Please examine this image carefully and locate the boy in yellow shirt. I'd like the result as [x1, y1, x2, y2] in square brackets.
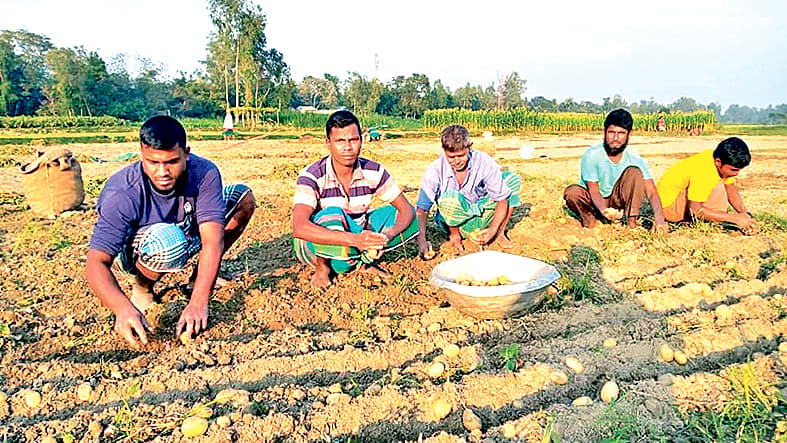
[657, 137, 754, 233]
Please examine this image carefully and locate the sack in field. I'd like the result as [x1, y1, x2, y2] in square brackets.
[20, 148, 85, 217]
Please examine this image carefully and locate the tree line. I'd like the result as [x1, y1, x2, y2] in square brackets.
[1, 0, 785, 124]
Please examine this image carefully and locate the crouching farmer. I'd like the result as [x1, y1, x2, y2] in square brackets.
[657, 136, 755, 233]
[416, 124, 521, 256]
[291, 110, 417, 288]
[86, 116, 255, 347]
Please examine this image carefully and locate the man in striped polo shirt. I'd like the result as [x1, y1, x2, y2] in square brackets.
[292, 110, 417, 288]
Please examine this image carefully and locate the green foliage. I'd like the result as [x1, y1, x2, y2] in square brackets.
[754, 212, 787, 232]
[0, 115, 129, 128]
[682, 361, 783, 442]
[499, 343, 520, 371]
[423, 109, 716, 134]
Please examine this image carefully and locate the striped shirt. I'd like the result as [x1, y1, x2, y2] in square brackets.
[293, 156, 401, 227]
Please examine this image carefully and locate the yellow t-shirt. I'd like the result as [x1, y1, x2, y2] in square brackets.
[657, 150, 736, 207]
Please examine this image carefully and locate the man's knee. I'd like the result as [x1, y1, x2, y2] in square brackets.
[235, 189, 256, 220]
[563, 185, 586, 203]
[621, 166, 644, 181]
[313, 206, 349, 230]
[135, 223, 190, 272]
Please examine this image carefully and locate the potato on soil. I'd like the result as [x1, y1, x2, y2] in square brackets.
[600, 381, 619, 403]
[674, 350, 688, 365]
[76, 382, 93, 402]
[428, 362, 446, 379]
[181, 416, 209, 437]
[550, 371, 569, 385]
[462, 408, 482, 431]
[564, 356, 584, 373]
[431, 398, 451, 420]
[603, 338, 617, 348]
[443, 344, 460, 359]
[660, 344, 674, 362]
[23, 390, 41, 408]
[572, 396, 592, 406]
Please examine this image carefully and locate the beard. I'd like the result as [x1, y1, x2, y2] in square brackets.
[603, 139, 628, 156]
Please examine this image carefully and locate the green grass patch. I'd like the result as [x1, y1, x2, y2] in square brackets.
[717, 124, 787, 136]
[681, 360, 784, 442]
[754, 212, 787, 233]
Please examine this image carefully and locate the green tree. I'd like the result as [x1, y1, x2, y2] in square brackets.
[498, 71, 526, 109]
[0, 30, 52, 115]
[297, 75, 337, 109]
[344, 72, 383, 114]
[389, 73, 430, 118]
[430, 79, 452, 109]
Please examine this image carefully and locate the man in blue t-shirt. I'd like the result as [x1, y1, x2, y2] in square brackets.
[563, 109, 667, 232]
[86, 116, 255, 347]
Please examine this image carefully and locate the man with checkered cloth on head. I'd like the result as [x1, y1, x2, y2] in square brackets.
[86, 116, 256, 348]
[292, 110, 418, 288]
[415, 124, 522, 258]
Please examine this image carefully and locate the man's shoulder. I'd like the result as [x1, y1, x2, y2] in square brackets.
[104, 162, 144, 191]
[299, 156, 329, 179]
[188, 154, 220, 176]
[358, 157, 383, 172]
[581, 143, 605, 162]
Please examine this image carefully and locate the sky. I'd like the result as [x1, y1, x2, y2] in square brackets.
[4, 0, 787, 109]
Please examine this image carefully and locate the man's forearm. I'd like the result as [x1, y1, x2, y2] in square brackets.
[191, 240, 223, 303]
[86, 256, 132, 315]
[489, 199, 509, 232]
[416, 209, 429, 244]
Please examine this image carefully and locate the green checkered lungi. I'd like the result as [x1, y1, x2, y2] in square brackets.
[435, 170, 521, 237]
[292, 205, 419, 274]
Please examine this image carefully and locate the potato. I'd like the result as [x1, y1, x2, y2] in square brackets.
[179, 331, 194, 346]
[431, 398, 451, 420]
[76, 383, 93, 402]
[462, 408, 482, 431]
[428, 362, 446, 379]
[216, 415, 232, 428]
[660, 344, 674, 363]
[674, 350, 688, 365]
[365, 249, 381, 260]
[181, 416, 208, 437]
[564, 356, 584, 374]
[572, 396, 592, 406]
[497, 275, 512, 285]
[422, 248, 437, 260]
[603, 338, 617, 348]
[455, 273, 473, 285]
[443, 344, 460, 359]
[779, 342, 787, 354]
[549, 370, 569, 385]
[600, 381, 619, 403]
[24, 390, 41, 408]
[502, 422, 517, 438]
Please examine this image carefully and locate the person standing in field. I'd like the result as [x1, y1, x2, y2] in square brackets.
[657, 137, 755, 234]
[291, 110, 417, 288]
[222, 108, 236, 140]
[86, 116, 256, 347]
[563, 108, 668, 232]
[415, 125, 522, 258]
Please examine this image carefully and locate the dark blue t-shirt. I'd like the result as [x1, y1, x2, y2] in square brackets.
[89, 154, 225, 257]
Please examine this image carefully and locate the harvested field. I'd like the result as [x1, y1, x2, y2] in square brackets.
[0, 133, 786, 442]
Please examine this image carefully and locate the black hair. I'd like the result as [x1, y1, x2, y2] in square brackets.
[604, 108, 633, 131]
[325, 110, 361, 139]
[441, 125, 472, 152]
[713, 137, 751, 168]
[140, 115, 187, 150]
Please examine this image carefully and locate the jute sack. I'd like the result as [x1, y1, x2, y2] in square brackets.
[20, 148, 85, 217]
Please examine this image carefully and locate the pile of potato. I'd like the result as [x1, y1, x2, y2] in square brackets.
[454, 273, 513, 286]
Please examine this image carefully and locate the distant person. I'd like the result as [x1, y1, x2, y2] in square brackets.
[223, 108, 236, 140]
[416, 124, 521, 257]
[657, 115, 666, 132]
[86, 116, 256, 347]
[291, 110, 417, 288]
[657, 137, 754, 234]
[563, 109, 668, 232]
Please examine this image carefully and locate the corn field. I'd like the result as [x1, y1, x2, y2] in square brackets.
[423, 109, 716, 134]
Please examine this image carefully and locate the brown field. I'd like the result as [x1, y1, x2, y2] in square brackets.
[0, 133, 786, 442]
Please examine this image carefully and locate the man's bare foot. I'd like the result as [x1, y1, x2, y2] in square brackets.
[310, 259, 332, 289]
[130, 282, 155, 312]
[447, 235, 465, 251]
[494, 232, 513, 249]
